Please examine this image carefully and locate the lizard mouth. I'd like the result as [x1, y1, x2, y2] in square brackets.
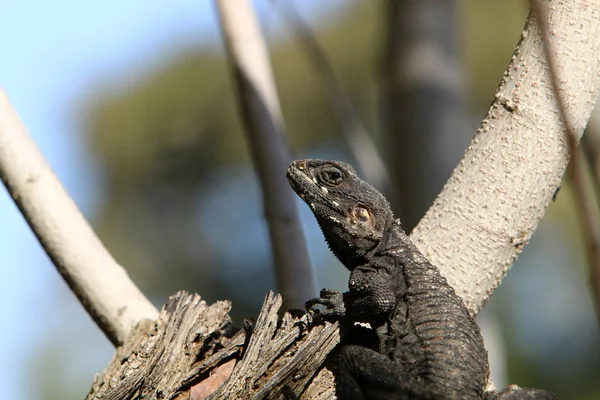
[286, 161, 342, 212]
[286, 162, 321, 202]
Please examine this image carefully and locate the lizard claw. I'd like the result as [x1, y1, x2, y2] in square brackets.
[305, 288, 346, 322]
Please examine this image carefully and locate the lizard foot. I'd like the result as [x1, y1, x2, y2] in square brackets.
[305, 288, 347, 322]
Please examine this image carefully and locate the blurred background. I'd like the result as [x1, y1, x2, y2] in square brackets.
[1, 1, 598, 399]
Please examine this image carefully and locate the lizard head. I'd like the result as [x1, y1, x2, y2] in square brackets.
[287, 159, 393, 269]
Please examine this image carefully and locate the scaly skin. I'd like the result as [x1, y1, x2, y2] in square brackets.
[286, 159, 556, 400]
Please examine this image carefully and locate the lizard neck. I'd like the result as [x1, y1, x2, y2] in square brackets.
[374, 219, 431, 268]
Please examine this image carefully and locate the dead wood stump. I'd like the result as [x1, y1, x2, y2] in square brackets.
[86, 291, 339, 399]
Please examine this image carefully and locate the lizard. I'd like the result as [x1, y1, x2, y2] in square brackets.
[286, 159, 556, 400]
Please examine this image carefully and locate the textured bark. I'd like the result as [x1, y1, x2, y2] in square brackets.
[214, 0, 316, 310]
[0, 90, 158, 346]
[86, 292, 340, 400]
[87, 292, 234, 400]
[411, 1, 600, 314]
[532, 0, 600, 323]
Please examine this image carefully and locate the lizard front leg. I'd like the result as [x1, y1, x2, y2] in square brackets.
[305, 264, 397, 325]
[345, 264, 398, 324]
[305, 288, 347, 320]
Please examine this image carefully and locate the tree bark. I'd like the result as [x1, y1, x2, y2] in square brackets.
[0, 90, 158, 346]
[411, 2, 600, 314]
[86, 292, 339, 400]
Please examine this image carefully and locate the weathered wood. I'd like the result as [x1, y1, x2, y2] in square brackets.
[208, 292, 340, 399]
[86, 291, 234, 399]
[86, 291, 340, 400]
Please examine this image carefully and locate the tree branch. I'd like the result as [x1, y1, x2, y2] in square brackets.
[214, 0, 316, 310]
[531, 0, 600, 321]
[0, 89, 158, 346]
[411, 0, 600, 314]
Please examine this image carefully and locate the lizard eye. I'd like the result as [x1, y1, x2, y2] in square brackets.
[352, 206, 371, 223]
[319, 166, 344, 186]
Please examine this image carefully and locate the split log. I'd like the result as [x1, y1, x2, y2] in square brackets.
[86, 291, 339, 400]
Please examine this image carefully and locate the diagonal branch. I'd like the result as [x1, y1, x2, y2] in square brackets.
[214, 0, 316, 309]
[531, 0, 600, 321]
[0, 89, 158, 346]
[410, 0, 600, 315]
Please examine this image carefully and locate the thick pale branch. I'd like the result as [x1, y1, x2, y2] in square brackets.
[411, 1, 600, 314]
[532, 0, 600, 321]
[0, 90, 158, 346]
[215, 0, 316, 309]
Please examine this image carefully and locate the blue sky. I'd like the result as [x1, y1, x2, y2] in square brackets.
[0, 1, 345, 398]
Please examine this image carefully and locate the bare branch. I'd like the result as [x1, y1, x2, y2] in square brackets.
[214, 0, 316, 309]
[274, 0, 389, 190]
[411, 1, 600, 314]
[531, 0, 600, 320]
[0, 89, 158, 346]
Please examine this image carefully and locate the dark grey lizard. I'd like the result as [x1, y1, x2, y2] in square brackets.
[286, 159, 556, 400]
